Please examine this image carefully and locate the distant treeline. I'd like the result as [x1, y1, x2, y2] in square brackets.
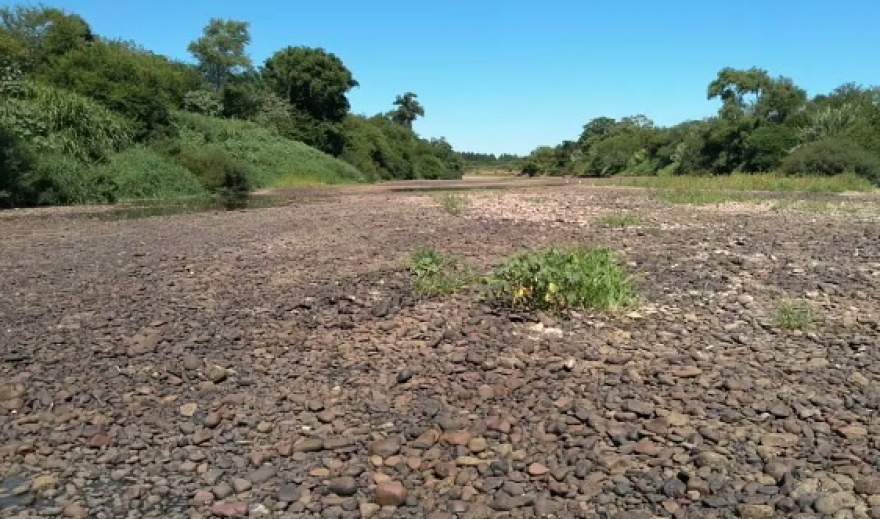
[456, 151, 523, 170]
[0, 6, 461, 207]
[456, 151, 522, 163]
[523, 68, 880, 184]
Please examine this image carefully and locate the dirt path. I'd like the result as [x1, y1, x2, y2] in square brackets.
[1, 184, 878, 518]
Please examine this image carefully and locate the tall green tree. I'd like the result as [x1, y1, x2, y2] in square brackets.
[43, 40, 201, 137]
[708, 67, 806, 123]
[188, 19, 251, 90]
[262, 46, 358, 122]
[0, 6, 92, 70]
[390, 92, 424, 129]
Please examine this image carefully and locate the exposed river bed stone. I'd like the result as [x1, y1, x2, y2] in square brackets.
[1, 184, 878, 518]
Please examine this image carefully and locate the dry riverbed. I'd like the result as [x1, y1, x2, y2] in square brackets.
[1, 183, 879, 518]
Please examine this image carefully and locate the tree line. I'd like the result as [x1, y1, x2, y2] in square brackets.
[0, 6, 462, 207]
[523, 68, 880, 184]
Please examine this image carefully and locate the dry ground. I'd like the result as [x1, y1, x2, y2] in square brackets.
[1, 182, 879, 519]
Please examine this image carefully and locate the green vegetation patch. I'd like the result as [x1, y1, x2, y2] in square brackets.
[1, 81, 133, 161]
[409, 249, 475, 297]
[774, 298, 816, 331]
[610, 173, 874, 193]
[596, 213, 641, 228]
[173, 112, 365, 188]
[489, 248, 635, 312]
[656, 189, 757, 206]
[94, 147, 207, 201]
[436, 192, 469, 216]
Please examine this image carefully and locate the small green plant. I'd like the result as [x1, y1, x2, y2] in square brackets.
[596, 213, 641, 228]
[489, 248, 635, 312]
[410, 249, 474, 296]
[774, 299, 815, 331]
[437, 192, 469, 216]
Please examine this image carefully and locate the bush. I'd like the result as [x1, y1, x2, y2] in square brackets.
[781, 138, 880, 183]
[743, 124, 798, 171]
[409, 249, 474, 296]
[0, 126, 34, 207]
[521, 161, 540, 177]
[93, 147, 207, 201]
[173, 111, 364, 187]
[774, 299, 815, 331]
[41, 40, 201, 137]
[12, 153, 116, 206]
[183, 89, 223, 116]
[218, 163, 251, 209]
[341, 115, 461, 181]
[0, 81, 133, 161]
[489, 248, 635, 312]
[436, 192, 468, 216]
[177, 145, 249, 191]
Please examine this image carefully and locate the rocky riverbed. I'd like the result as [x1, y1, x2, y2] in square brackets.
[1, 185, 878, 518]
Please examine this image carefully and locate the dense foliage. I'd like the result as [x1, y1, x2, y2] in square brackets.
[0, 5, 461, 207]
[489, 248, 635, 312]
[524, 68, 880, 184]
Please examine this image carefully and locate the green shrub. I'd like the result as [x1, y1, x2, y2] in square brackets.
[0, 126, 34, 207]
[437, 192, 468, 216]
[217, 162, 252, 209]
[410, 249, 474, 296]
[521, 161, 540, 177]
[341, 115, 461, 181]
[93, 147, 207, 201]
[177, 145, 249, 191]
[774, 299, 815, 331]
[743, 124, 798, 172]
[0, 81, 133, 161]
[183, 89, 223, 116]
[596, 213, 641, 228]
[173, 111, 364, 187]
[40, 40, 201, 137]
[489, 248, 635, 312]
[781, 138, 880, 183]
[14, 153, 116, 206]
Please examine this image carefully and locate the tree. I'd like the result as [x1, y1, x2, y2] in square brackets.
[390, 92, 424, 129]
[188, 19, 251, 90]
[578, 117, 617, 145]
[708, 67, 806, 123]
[0, 6, 93, 70]
[262, 46, 358, 122]
[43, 40, 201, 137]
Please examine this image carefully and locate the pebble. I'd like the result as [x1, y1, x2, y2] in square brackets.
[375, 481, 407, 506]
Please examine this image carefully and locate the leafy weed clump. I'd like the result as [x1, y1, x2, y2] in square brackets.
[596, 213, 641, 228]
[436, 192, 469, 216]
[410, 249, 474, 296]
[489, 248, 635, 312]
[774, 298, 815, 331]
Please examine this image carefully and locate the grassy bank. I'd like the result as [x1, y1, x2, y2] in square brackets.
[173, 112, 366, 190]
[606, 173, 875, 193]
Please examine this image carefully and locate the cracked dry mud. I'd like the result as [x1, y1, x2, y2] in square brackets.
[1, 184, 879, 519]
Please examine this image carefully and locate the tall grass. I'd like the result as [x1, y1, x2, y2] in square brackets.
[0, 82, 133, 161]
[93, 147, 207, 201]
[607, 173, 874, 193]
[436, 192, 469, 216]
[173, 112, 365, 188]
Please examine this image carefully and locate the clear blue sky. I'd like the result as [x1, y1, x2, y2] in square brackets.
[7, 0, 880, 154]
